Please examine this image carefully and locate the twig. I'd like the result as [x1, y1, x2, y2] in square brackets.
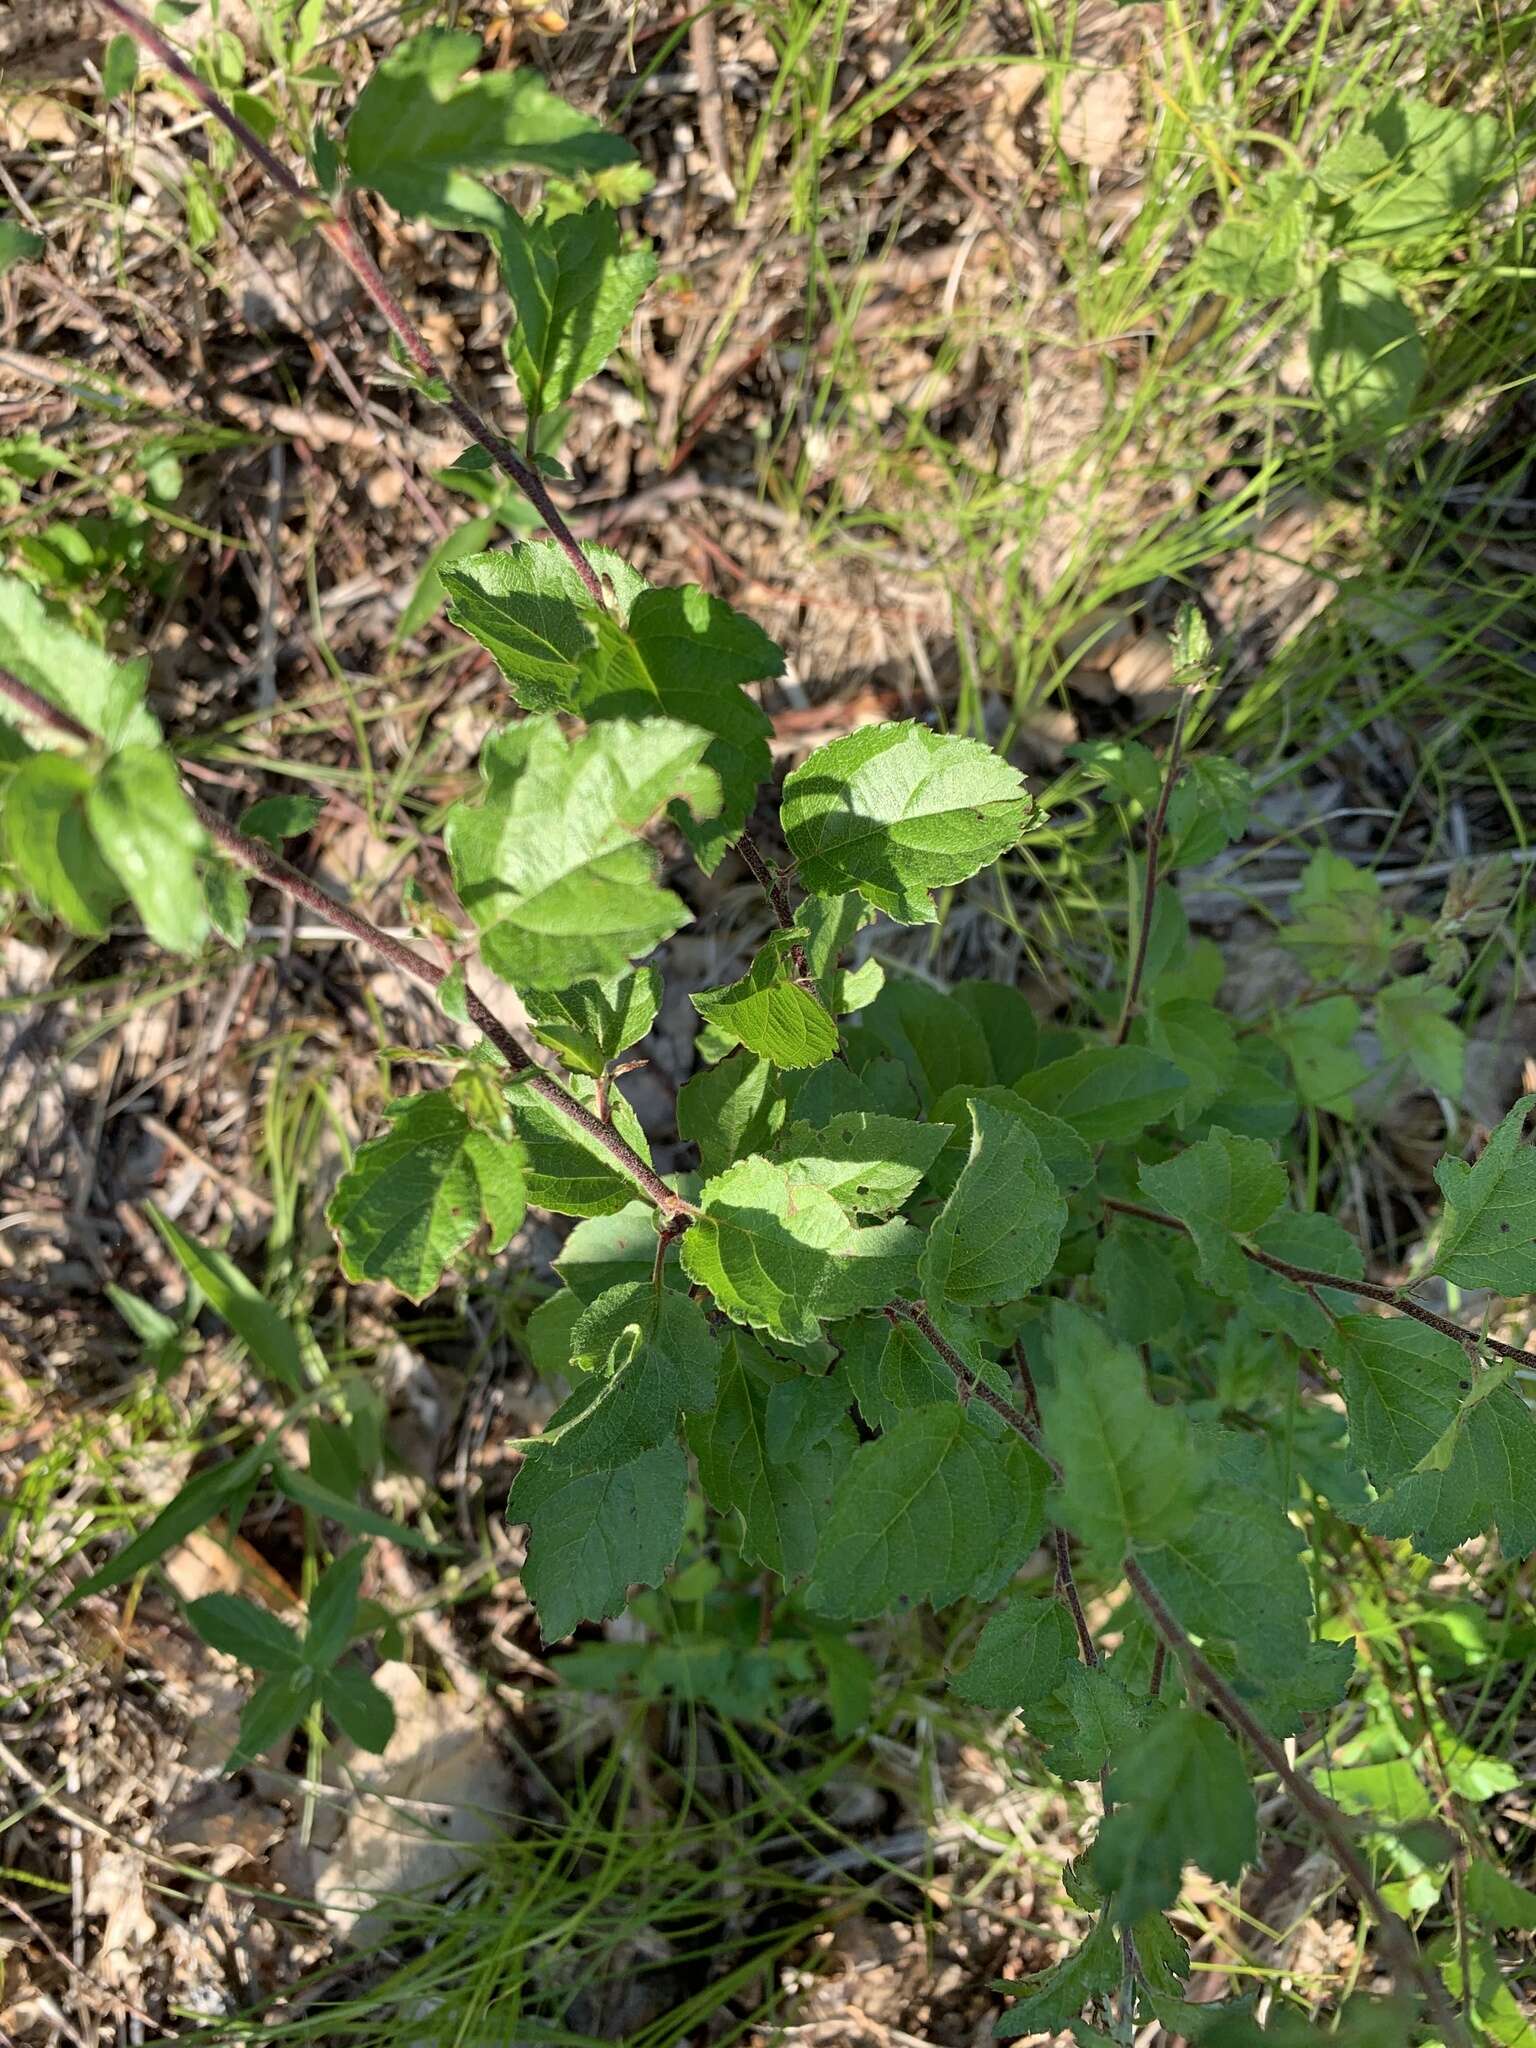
[0, 666, 693, 1225]
[1125, 1558, 1472, 2048]
[1102, 1197, 1533, 1366]
[1112, 686, 1193, 1047]
[93, 0, 605, 607]
[886, 1299, 1037, 1442]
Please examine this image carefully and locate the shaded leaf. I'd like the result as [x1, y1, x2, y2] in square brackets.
[919, 1098, 1066, 1305]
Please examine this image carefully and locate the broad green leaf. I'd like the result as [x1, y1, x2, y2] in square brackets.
[849, 976, 993, 1106]
[1093, 1222, 1190, 1346]
[509, 1073, 653, 1217]
[690, 1336, 856, 1579]
[799, 890, 876, 1013]
[1244, 1208, 1363, 1350]
[806, 1402, 1047, 1619]
[1093, 1709, 1256, 1925]
[239, 793, 324, 847]
[86, 743, 210, 953]
[0, 217, 44, 273]
[1190, 179, 1310, 300]
[839, 1310, 973, 1432]
[1309, 260, 1425, 440]
[781, 721, 1032, 923]
[1137, 1129, 1287, 1295]
[522, 967, 660, 1077]
[510, 1324, 692, 1639]
[1143, 997, 1238, 1124]
[495, 203, 655, 423]
[526, 1287, 583, 1377]
[101, 32, 139, 99]
[1331, 94, 1508, 245]
[327, 1092, 527, 1300]
[919, 1098, 1066, 1305]
[777, 1111, 951, 1216]
[65, 1443, 268, 1604]
[1270, 995, 1368, 1118]
[4, 751, 121, 936]
[445, 713, 719, 984]
[571, 582, 781, 873]
[764, 1373, 853, 1461]
[1327, 1314, 1536, 1560]
[1040, 1307, 1203, 1571]
[1015, 1045, 1188, 1144]
[0, 571, 160, 748]
[187, 1593, 303, 1671]
[996, 1917, 1120, 2039]
[953, 1591, 1078, 1709]
[230, 1668, 314, 1769]
[1138, 1479, 1314, 1682]
[555, 1201, 678, 1303]
[201, 857, 248, 946]
[1466, 1859, 1536, 1932]
[691, 933, 838, 1069]
[951, 980, 1039, 1085]
[1281, 849, 1395, 988]
[677, 1051, 785, 1177]
[680, 1155, 922, 1345]
[929, 1085, 1094, 1196]
[1431, 1095, 1536, 1293]
[345, 30, 633, 223]
[442, 544, 604, 709]
[1162, 756, 1252, 871]
[150, 1208, 305, 1393]
[302, 1544, 368, 1667]
[567, 1281, 718, 1411]
[322, 1663, 397, 1752]
[1030, 1663, 1145, 1780]
[1376, 974, 1464, 1096]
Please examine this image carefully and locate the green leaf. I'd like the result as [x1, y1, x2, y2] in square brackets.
[444, 713, 719, 985]
[238, 794, 325, 847]
[691, 933, 839, 1069]
[1309, 260, 1426, 440]
[0, 573, 159, 749]
[677, 1051, 785, 1178]
[680, 1155, 922, 1345]
[996, 1917, 1120, 2039]
[0, 217, 44, 276]
[1093, 1709, 1256, 1925]
[1271, 995, 1368, 1117]
[303, 1544, 368, 1667]
[1328, 1314, 1536, 1560]
[781, 721, 1033, 923]
[326, 1092, 527, 1301]
[919, 1098, 1066, 1306]
[690, 1335, 856, 1580]
[65, 1444, 268, 1604]
[1466, 1859, 1536, 1932]
[930, 1085, 1095, 1196]
[1376, 974, 1464, 1096]
[495, 203, 655, 421]
[510, 1073, 653, 1217]
[1331, 94, 1508, 245]
[3, 751, 121, 936]
[776, 1111, 951, 1216]
[1163, 758, 1251, 870]
[1137, 1129, 1287, 1295]
[1431, 1095, 1536, 1293]
[1031, 1664, 1145, 1781]
[568, 1282, 718, 1410]
[1190, 181, 1310, 300]
[1014, 1046, 1188, 1144]
[187, 1592, 303, 1671]
[149, 1207, 306, 1393]
[271, 1464, 433, 1550]
[806, 1402, 1047, 1619]
[850, 976, 994, 1107]
[510, 1329, 692, 1639]
[346, 30, 633, 223]
[1281, 849, 1395, 988]
[1143, 996, 1238, 1124]
[953, 1591, 1078, 1709]
[442, 544, 605, 708]
[102, 32, 139, 99]
[838, 1309, 984, 1432]
[230, 1668, 314, 1769]
[86, 743, 209, 952]
[395, 513, 500, 643]
[1139, 1479, 1315, 1684]
[1093, 1222, 1189, 1346]
[322, 1663, 397, 1752]
[555, 1201, 675, 1303]
[1040, 1307, 1203, 1571]
[201, 857, 248, 945]
[522, 967, 660, 1077]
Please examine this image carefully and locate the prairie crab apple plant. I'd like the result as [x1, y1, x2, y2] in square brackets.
[2, 10, 1532, 2042]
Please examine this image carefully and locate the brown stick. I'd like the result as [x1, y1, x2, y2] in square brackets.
[0, 667, 693, 1223]
[93, 0, 606, 608]
[1125, 1557, 1471, 2048]
[1102, 1197, 1533, 1366]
